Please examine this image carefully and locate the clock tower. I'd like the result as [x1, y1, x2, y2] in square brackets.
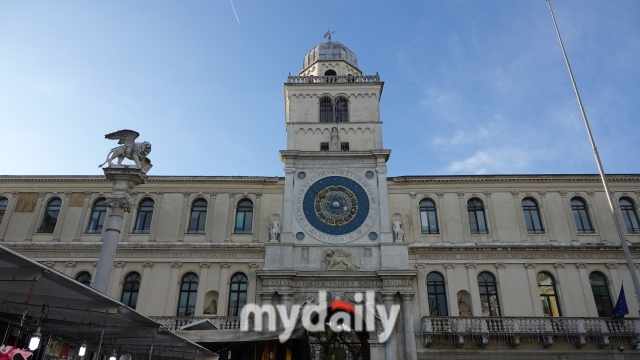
[265, 37, 408, 271]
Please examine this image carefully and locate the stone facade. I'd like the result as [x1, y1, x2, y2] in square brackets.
[1, 40, 640, 360]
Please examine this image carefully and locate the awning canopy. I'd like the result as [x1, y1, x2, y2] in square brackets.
[0, 245, 217, 360]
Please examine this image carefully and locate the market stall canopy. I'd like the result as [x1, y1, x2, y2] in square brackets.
[0, 245, 217, 360]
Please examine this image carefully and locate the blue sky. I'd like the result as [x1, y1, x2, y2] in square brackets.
[1, 0, 638, 177]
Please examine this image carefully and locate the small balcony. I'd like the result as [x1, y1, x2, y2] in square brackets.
[287, 75, 381, 84]
[150, 316, 245, 331]
[421, 316, 640, 348]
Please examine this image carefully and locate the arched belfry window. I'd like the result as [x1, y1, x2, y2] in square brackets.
[571, 198, 595, 233]
[234, 199, 253, 234]
[419, 199, 439, 234]
[86, 198, 107, 233]
[467, 198, 488, 234]
[427, 272, 447, 316]
[620, 197, 640, 234]
[522, 198, 544, 234]
[537, 272, 561, 317]
[334, 96, 349, 123]
[38, 198, 62, 233]
[121, 272, 141, 309]
[188, 199, 207, 234]
[478, 272, 501, 316]
[133, 198, 154, 234]
[228, 273, 248, 316]
[0, 197, 8, 225]
[177, 273, 199, 316]
[589, 272, 613, 317]
[319, 96, 333, 123]
[324, 69, 336, 76]
[75, 272, 92, 287]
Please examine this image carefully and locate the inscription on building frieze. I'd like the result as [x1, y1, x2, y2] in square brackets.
[416, 253, 639, 260]
[383, 279, 411, 286]
[25, 252, 242, 259]
[294, 280, 382, 288]
[262, 279, 292, 286]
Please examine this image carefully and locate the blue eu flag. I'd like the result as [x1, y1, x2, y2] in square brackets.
[611, 284, 629, 318]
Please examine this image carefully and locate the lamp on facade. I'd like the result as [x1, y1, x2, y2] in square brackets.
[109, 350, 117, 360]
[78, 343, 87, 357]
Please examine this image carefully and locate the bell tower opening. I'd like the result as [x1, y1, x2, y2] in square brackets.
[324, 69, 337, 76]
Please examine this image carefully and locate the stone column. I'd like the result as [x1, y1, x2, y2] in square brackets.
[0, 192, 19, 241]
[176, 192, 190, 242]
[72, 192, 93, 242]
[381, 293, 397, 360]
[224, 193, 236, 242]
[466, 263, 482, 316]
[260, 292, 274, 330]
[217, 262, 231, 315]
[164, 261, 182, 315]
[252, 193, 262, 242]
[25, 192, 46, 241]
[148, 192, 164, 242]
[64, 261, 76, 277]
[135, 262, 154, 313]
[401, 293, 417, 360]
[444, 263, 459, 316]
[51, 192, 72, 242]
[576, 263, 599, 317]
[494, 263, 510, 315]
[553, 263, 571, 316]
[204, 193, 217, 243]
[109, 261, 126, 298]
[281, 168, 295, 244]
[414, 265, 429, 317]
[93, 166, 146, 294]
[524, 263, 543, 316]
[195, 262, 210, 316]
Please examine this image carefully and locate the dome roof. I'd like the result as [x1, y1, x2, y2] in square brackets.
[302, 41, 359, 70]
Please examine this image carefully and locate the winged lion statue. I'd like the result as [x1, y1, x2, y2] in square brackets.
[98, 129, 152, 172]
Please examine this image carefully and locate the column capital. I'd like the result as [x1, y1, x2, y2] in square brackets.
[538, 190, 547, 198]
[84, 191, 93, 197]
[400, 292, 415, 300]
[249, 262, 260, 268]
[171, 261, 182, 268]
[105, 197, 132, 216]
[553, 262, 565, 269]
[65, 261, 76, 267]
[409, 192, 416, 199]
[575, 262, 587, 269]
[444, 263, 456, 269]
[183, 192, 191, 199]
[436, 192, 445, 198]
[143, 261, 154, 268]
[220, 262, 231, 268]
[524, 263, 535, 270]
[229, 192, 236, 199]
[115, 261, 126, 267]
[200, 261, 211, 268]
[494, 262, 506, 269]
[559, 190, 568, 197]
[606, 263, 618, 269]
[64, 191, 73, 198]
[11, 191, 19, 199]
[510, 191, 519, 198]
[38, 192, 47, 198]
[465, 263, 476, 269]
[414, 264, 425, 270]
[457, 192, 465, 199]
[255, 193, 263, 199]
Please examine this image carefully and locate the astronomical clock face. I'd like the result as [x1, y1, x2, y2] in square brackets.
[295, 170, 378, 243]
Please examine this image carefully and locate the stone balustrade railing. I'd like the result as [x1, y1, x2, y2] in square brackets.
[421, 316, 640, 348]
[150, 316, 246, 331]
[287, 75, 381, 84]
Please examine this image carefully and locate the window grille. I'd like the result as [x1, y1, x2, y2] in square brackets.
[320, 142, 329, 151]
[340, 142, 349, 151]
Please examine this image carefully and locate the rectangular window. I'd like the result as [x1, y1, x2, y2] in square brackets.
[340, 142, 349, 151]
[320, 142, 329, 151]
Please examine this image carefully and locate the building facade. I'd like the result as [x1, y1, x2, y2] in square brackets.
[1, 40, 640, 359]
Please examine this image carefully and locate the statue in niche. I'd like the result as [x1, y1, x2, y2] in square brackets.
[269, 220, 281, 242]
[323, 249, 360, 271]
[98, 129, 152, 173]
[204, 299, 217, 315]
[392, 220, 405, 242]
[330, 127, 339, 150]
[458, 297, 471, 317]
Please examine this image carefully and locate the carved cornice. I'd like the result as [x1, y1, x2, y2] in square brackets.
[390, 174, 640, 184]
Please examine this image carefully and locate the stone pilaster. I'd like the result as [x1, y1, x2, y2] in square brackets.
[72, 192, 93, 242]
[0, 192, 19, 241]
[195, 262, 210, 316]
[444, 263, 458, 316]
[51, 192, 72, 242]
[465, 263, 482, 316]
[165, 261, 182, 315]
[204, 193, 217, 243]
[109, 261, 126, 298]
[252, 193, 262, 242]
[217, 262, 231, 315]
[524, 263, 543, 316]
[576, 263, 599, 317]
[135, 261, 154, 312]
[176, 192, 190, 242]
[148, 192, 164, 242]
[224, 193, 236, 242]
[64, 261, 76, 277]
[24, 192, 46, 241]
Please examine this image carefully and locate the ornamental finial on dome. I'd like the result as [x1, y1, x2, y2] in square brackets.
[323, 29, 335, 42]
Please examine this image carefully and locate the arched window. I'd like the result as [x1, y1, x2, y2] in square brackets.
[426, 272, 448, 316]
[38, 198, 62, 233]
[537, 272, 561, 317]
[419, 199, 439, 234]
[228, 273, 248, 316]
[0, 197, 7, 225]
[121, 272, 141, 309]
[620, 198, 640, 234]
[324, 69, 336, 76]
[589, 272, 613, 317]
[86, 198, 107, 233]
[188, 199, 208, 234]
[75, 272, 92, 287]
[177, 273, 199, 316]
[234, 199, 253, 234]
[522, 198, 544, 234]
[319, 96, 333, 123]
[571, 198, 595, 233]
[467, 198, 488, 234]
[334, 96, 349, 123]
[477, 272, 501, 316]
[133, 198, 154, 234]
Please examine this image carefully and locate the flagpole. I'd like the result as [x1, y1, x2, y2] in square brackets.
[545, 0, 640, 314]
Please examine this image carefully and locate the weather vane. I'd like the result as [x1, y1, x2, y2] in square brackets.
[324, 29, 335, 42]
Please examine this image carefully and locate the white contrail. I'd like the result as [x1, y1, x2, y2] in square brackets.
[229, 0, 240, 24]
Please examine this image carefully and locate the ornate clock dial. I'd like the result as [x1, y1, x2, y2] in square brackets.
[303, 176, 370, 236]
